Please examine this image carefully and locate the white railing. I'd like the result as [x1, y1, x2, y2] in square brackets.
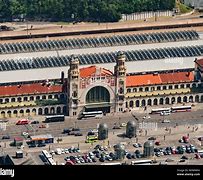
[122, 10, 173, 21]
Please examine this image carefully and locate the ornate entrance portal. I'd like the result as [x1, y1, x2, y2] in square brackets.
[85, 86, 111, 113]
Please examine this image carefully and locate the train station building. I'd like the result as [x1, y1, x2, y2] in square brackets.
[0, 52, 203, 118]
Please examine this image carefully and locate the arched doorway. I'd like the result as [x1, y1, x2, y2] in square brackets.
[57, 107, 61, 114]
[13, 110, 18, 117]
[165, 97, 170, 104]
[7, 111, 12, 118]
[189, 96, 193, 103]
[85, 86, 110, 113]
[183, 96, 187, 103]
[50, 107, 55, 114]
[201, 95, 203, 102]
[171, 97, 175, 104]
[32, 109, 37, 116]
[44, 108, 49, 115]
[63, 106, 67, 115]
[19, 109, 24, 117]
[25, 109, 30, 116]
[126, 102, 128, 108]
[129, 101, 134, 108]
[177, 97, 181, 103]
[11, 98, 15, 102]
[38, 108, 43, 115]
[1, 111, 5, 118]
[136, 100, 140, 107]
[159, 98, 164, 105]
[141, 99, 146, 107]
[153, 99, 158, 105]
[195, 95, 199, 103]
[147, 99, 152, 106]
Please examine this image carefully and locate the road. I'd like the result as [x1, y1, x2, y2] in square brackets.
[1, 108, 203, 141]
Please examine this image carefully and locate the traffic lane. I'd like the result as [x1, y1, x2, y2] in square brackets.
[1, 110, 203, 139]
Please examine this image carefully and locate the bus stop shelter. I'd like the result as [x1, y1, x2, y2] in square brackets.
[29, 134, 54, 145]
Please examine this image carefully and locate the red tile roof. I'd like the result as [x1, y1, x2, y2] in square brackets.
[126, 71, 194, 87]
[0, 83, 63, 97]
[80, 66, 113, 78]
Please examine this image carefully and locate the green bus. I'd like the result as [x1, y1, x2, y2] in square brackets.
[85, 135, 98, 143]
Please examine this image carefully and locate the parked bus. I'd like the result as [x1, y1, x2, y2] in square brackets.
[101, 162, 122, 165]
[78, 111, 103, 120]
[131, 160, 153, 165]
[150, 108, 171, 114]
[16, 119, 29, 125]
[44, 115, 65, 123]
[171, 105, 192, 113]
[85, 135, 98, 143]
[42, 150, 56, 165]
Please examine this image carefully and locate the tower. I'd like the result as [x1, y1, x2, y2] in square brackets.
[68, 55, 80, 117]
[114, 51, 126, 112]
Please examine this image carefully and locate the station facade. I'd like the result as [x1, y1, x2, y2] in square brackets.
[0, 52, 203, 118]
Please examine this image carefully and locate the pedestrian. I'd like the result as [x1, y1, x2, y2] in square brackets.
[164, 135, 166, 141]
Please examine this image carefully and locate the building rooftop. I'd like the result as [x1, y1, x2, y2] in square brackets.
[195, 58, 203, 67]
[80, 66, 113, 78]
[126, 71, 194, 87]
[0, 83, 62, 97]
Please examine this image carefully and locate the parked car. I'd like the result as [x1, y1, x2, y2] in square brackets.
[181, 155, 188, 160]
[63, 128, 71, 134]
[75, 132, 83, 136]
[31, 120, 39, 124]
[113, 125, 121, 129]
[182, 136, 189, 143]
[195, 153, 201, 159]
[2, 135, 10, 139]
[72, 128, 80, 131]
[16, 119, 29, 125]
[120, 123, 127, 127]
[162, 119, 170, 123]
[155, 141, 161, 146]
[133, 143, 139, 148]
[126, 153, 132, 159]
[148, 137, 156, 140]
[39, 124, 46, 128]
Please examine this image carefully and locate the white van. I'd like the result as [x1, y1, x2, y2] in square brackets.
[55, 148, 62, 155]
[160, 111, 171, 116]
